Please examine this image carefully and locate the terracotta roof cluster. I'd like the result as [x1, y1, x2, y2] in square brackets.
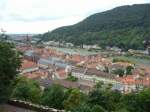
[16, 45, 32, 52]
[18, 46, 150, 91]
[116, 75, 150, 86]
[23, 70, 49, 79]
[21, 59, 37, 70]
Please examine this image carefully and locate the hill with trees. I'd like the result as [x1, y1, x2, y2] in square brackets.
[38, 4, 150, 50]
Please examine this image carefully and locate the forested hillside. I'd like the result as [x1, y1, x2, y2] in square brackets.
[39, 4, 150, 50]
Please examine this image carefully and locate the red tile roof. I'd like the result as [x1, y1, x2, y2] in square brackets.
[116, 75, 150, 86]
[23, 70, 48, 79]
[21, 60, 37, 70]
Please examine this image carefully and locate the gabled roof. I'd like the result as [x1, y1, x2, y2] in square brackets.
[38, 58, 54, 66]
[38, 58, 69, 68]
[21, 60, 37, 70]
[24, 50, 34, 56]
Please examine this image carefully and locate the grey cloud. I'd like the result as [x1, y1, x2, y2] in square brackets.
[1, 13, 65, 22]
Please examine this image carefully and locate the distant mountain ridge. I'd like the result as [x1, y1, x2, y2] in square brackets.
[39, 4, 150, 50]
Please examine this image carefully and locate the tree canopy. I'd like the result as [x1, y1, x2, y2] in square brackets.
[41, 84, 65, 109]
[12, 76, 42, 103]
[0, 41, 21, 103]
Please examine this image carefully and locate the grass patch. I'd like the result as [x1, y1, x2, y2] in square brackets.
[111, 56, 150, 66]
[112, 58, 134, 64]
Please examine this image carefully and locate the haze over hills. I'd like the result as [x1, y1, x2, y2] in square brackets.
[39, 4, 150, 50]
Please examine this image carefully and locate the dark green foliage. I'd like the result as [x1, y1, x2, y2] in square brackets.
[137, 89, 150, 112]
[88, 89, 106, 108]
[0, 41, 21, 103]
[71, 104, 91, 112]
[114, 108, 129, 112]
[112, 69, 125, 77]
[87, 84, 150, 112]
[39, 4, 150, 50]
[72, 104, 107, 112]
[88, 88, 122, 112]
[66, 75, 78, 82]
[91, 105, 107, 112]
[122, 88, 150, 112]
[112, 58, 134, 64]
[12, 76, 42, 103]
[94, 81, 104, 89]
[10, 78, 150, 112]
[63, 88, 87, 111]
[126, 66, 134, 75]
[41, 84, 65, 109]
[104, 66, 109, 73]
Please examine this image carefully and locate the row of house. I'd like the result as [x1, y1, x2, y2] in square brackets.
[44, 41, 74, 48]
[18, 44, 150, 93]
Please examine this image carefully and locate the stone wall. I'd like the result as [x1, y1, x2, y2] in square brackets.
[8, 100, 64, 112]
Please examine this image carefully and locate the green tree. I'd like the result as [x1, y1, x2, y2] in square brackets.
[91, 105, 107, 112]
[88, 89, 106, 108]
[113, 69, 125, 77]
[63, 88, 87, 111]
[12, 77, 42, 103]
[121, 88, 150, 112]
[71, 104, 91, 112]
[122, 92, 140, 112]
[103, 90, 122, 111]
[114, 108, 129, 112]
[0, 42, 21, 103]
[88, 86, 122, 111]
[126, 66, 134, 75]
[104, 66, 109, 73]
[94, 81, 104, 89]
[66, 75, 78, 82]
[136, 88, 150, 112]
[41, 84, 65, 109]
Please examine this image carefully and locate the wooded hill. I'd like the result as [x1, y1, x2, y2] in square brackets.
[38, 4, 150, 50]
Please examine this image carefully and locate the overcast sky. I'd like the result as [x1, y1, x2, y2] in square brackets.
[0, 0, 150, 34]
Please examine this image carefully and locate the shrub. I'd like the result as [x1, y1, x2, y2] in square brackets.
[66, 75, 78, 82]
